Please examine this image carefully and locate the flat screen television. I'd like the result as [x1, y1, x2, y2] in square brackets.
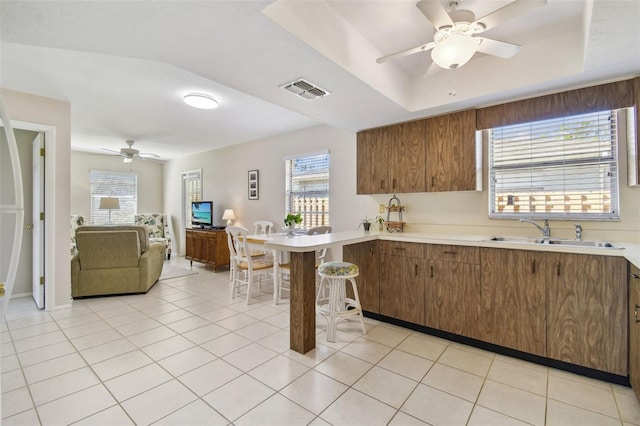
[191, 201, 213, 228]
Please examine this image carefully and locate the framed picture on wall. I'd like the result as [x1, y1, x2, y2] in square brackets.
[248, 170, 259, 200]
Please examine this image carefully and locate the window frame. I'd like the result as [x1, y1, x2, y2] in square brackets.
[181, 169, 202, 229]
[487, 109, 625, 221]
[285, 151, 330, 230]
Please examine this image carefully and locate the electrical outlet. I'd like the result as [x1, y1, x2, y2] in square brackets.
[379, 204, 385, 214]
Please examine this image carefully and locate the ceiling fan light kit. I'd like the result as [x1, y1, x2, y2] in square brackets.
[183, 93, 219, 109]
[431, 33, 479, 70]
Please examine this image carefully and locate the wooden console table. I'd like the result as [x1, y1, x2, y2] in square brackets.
[185, 228, 230, 271]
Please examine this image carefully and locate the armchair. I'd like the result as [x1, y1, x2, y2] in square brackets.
[134, 213, 174, 260]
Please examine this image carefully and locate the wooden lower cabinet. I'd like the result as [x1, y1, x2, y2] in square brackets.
[630, 263, 640, 400]
[343, 241, 380, 313]
[424, 245, 481, 338]
[547, 253, 628, 375]
[185, 228, 230, 271]
[379, 241, 426, 324]
[480, 248, 547, 356]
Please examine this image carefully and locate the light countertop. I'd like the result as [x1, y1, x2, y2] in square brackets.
[264, 230, 640, 268]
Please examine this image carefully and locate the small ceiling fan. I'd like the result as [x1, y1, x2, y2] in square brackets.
[101, 140, 160, 163]
[377, 0, 547, 71]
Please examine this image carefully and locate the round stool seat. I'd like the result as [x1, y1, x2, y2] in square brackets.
[318, 261, 359, 278]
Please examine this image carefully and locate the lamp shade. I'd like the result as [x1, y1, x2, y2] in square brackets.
[222, 209, 235, 226]
[99, 197, 120, 210]
[431, 34, 480, 70]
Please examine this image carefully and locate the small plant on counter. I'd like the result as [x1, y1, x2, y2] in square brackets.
[375, 215, 385, 231]
[284, 213, 302, 227]
[358, 217, 374, 231]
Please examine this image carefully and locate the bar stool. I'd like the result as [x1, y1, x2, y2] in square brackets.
[316, 261, 367, 342]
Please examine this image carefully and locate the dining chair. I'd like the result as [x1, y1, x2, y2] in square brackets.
[277, 225, 332, 304]
[226, 226, 275, 305]
[253, 220, 274, 235]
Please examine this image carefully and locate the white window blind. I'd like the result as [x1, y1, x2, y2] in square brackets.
[182, 169, 202, 229]
[489, 109, 620, 220]
[285, 152, 330, 229]
[90, 170, 137, 224]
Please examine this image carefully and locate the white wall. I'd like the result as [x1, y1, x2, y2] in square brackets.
[70, 151, 164, 218]
[164, 122, 640, 260]
[1, 89, 71, 310]
[164, 124, 371, 256]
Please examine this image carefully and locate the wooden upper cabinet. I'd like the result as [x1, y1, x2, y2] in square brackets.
[425, 109, 477, 192]
[389, 120, 426, 193]
[356, 127, 389, 194]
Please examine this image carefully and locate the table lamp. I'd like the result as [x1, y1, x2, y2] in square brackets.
[99, 197, 120, 224]
[222, 209, 235, 226]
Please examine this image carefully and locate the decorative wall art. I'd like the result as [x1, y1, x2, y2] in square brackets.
[248, 170, 259, 200]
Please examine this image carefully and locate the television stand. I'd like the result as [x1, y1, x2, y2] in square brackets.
[185, 228, 230, 272]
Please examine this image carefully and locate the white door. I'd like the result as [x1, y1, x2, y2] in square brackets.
[32, 133, 45, 308]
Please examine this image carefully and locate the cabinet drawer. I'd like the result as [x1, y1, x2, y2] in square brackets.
[379, 240, 425, 258]
[426, 244, 479, 264]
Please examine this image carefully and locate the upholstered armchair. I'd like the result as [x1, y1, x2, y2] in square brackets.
[134, 213, 174, 260]
[70, 215, 86, 256]
[71, 225, 164, 298]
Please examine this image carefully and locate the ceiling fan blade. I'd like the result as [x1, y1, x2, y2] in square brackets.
[377, 42, 436, 64]
[416, 0, 454, 30]
[474, 0, 547, 33]
[477, 37, 521, 58]
[138, 153, 160, 158]
[100, 148, 122, 156]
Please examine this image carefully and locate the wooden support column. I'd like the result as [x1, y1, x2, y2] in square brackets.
[289, 250, 317, 353]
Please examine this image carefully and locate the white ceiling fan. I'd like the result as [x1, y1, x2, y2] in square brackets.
[377, 0, 548, 72]
[101, 140, 161, 163]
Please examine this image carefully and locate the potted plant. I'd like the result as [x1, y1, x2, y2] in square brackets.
[284, 213, 302, 233]
[358, 217, 374, 231]
[375, 215, 385, 231]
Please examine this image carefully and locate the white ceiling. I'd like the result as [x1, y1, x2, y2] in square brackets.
[0, 0, 638, 161]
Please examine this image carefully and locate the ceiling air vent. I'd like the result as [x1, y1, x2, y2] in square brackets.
[280, 79, 330, 101]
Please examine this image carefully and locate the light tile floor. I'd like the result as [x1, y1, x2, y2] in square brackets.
[2, 257, 640, 425]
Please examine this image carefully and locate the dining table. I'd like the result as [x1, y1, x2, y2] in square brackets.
[262, 230, 376, 354]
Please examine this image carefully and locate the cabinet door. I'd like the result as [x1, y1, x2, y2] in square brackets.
[380, 255, 425, 324]
[425, 260, 481, 338]
[356, 128, 389, 194]
[185, 230, 195, 259]
[426, 109, 477, 192]
[389, 120, 426, 193]
[630, 263, 640, 401]
[343, 241, 380, 313]
[480, 248, 547, 356]
[547, 253, 627, 375]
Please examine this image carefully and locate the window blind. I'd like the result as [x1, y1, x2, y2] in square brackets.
[90, 170, 137, 224]
[285, 152, 330, 229]
[489, 109, 619, 220]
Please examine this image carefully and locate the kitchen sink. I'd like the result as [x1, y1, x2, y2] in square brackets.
[485, 236, 622, 249]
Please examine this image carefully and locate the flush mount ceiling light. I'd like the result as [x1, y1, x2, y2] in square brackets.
[183, 93, 219, 109]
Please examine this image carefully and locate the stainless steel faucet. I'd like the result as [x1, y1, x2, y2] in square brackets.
[519, 218, 551, 239]
[575, 223, 582, 241]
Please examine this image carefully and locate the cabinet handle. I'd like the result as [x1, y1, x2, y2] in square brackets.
[631, 273, 640, 279]
[443, 251, 457, 255]
[381, 180, 385, 189]
[556, 261, 561, 277]
[635, 304, 640, 324]
[430, 265, 434, 278]
[394, 247, 406, 251]
[431, 176, 435, 187]
[392, 178, 397, 189]
[531, 259, 536, 274]
[415, 264, 418, 277]
[369, 245, 374, 255]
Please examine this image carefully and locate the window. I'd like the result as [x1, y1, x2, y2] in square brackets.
[181, 169, 202, 229]
[488, 109, 622, 220]
[285, 152, 330, 229]
[90, 170, 137, 224]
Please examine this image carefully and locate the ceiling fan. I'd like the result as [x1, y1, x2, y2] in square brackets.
[101, 140, 160, 163]
[377, 0, 547, 71]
